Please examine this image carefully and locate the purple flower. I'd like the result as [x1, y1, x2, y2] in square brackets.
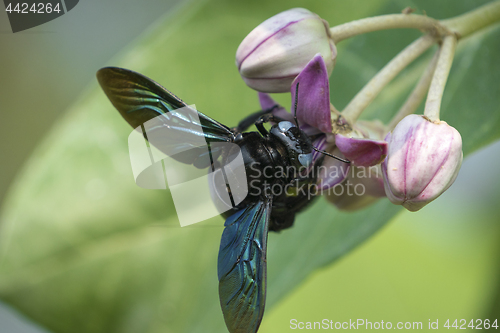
[326, 120, 388, 210]
[290, 53, 332, 134]
[236, 8, 336, 93]
[335, 133, 387, 167]
[312, 136, 350, 190]
[382, 115, 463, 212]
[258, 55, 387, 199]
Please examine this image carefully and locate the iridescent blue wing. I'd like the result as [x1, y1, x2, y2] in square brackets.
[96, 67, 235, 167]
[218, 198, 272, 333]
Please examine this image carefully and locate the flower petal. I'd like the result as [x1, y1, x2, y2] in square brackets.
[257, 92, 293, 122]
[258, 92, 277, 110]
[311, 136, 349, 190]
[335, 134, 387, 167]
[317, 148, 350, 190]
[291, 54, 332, 133]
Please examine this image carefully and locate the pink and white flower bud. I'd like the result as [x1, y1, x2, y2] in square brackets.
[382, 115, 463, 212]
[236, 8, 336, 93]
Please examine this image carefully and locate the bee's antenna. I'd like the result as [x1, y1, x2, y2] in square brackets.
[293, 82, 300, 128]
[313, 146, 350, 164]
[294, 82, 350, 164]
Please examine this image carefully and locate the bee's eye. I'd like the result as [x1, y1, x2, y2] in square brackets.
[278, 121, 294, 132]
[298, 153, 313, 167]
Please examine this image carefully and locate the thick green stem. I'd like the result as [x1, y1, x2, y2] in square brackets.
[424, 35, 457, 122]
[329, 1, 500, 43]
[339, 35, 435, 126]
[388, 49, 440, 130]
[441, 0, 500, 39]
[329, 14, 448, 43]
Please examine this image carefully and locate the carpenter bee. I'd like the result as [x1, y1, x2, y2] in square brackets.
[97, 67, 348, 333]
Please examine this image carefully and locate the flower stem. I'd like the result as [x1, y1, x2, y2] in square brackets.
[329, 1, 500, 43]
[388, 49, 440, 130]
[424, 35, 457, 122]
[339, 34, 435, 126]
[330, 14, 449, 43]
[441, 0, 500, 39]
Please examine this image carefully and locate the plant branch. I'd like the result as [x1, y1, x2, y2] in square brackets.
[388, 49, 440, 130]
[441, 0, 500, 39]
[424, 35, 457, 122]
[339, 34, 435, 126]
[329, 14, 449, 43]
[329, 1, 500, 44]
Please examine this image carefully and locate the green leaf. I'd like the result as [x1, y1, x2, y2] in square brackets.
[0, 0, 499, 332]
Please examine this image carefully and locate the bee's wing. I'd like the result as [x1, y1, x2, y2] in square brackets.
[218, 198, 272, 333]
[97, 67, 235, 168]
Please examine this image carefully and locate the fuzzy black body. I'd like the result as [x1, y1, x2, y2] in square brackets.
[220, 131, 319, 232]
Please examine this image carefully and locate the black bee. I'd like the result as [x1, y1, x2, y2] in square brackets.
[97, 67, 348, 333]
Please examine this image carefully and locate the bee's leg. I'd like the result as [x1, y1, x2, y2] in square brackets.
[255, 113, 289, 137]
[232, 105, 279, 133]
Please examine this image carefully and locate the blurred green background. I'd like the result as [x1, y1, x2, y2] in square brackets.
[1, 0, 500, 332]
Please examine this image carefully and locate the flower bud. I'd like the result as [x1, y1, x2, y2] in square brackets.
[236, 8, 336, 93]
[382, 115, 463, 212]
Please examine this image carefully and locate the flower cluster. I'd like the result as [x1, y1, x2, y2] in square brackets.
[236, 8, 463, 212]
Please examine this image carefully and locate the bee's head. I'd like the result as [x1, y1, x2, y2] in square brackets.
[269, 121, 313, 169]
